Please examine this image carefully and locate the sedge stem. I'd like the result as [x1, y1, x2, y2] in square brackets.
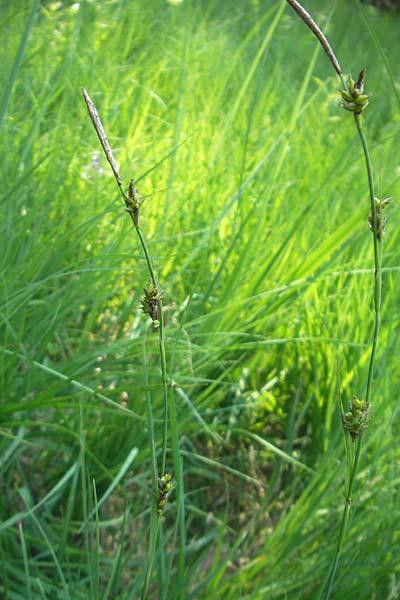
[322, 112, 383, 599]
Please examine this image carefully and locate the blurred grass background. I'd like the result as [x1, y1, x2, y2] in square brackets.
[0, 0, 399, 598]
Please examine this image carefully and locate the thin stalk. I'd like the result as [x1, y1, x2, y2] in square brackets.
[166, 387, 186, 598]
[82, 88, 171, 598]
[285, 3, 385, 597]
[322, 114, 383, 599]
[322, 437, 359, 598]
[354, 114, 383, 406]
[141, 332, 161, 600]
[157, 298, 169, 476]
[81, 88, 169, 478]
[128, 220, 169, 476]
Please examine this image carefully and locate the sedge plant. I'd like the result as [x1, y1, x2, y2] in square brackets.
[286, 0, 390, 597]
[82, 88, 177, 599]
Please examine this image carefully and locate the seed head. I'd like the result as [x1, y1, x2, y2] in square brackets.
[341, 395, 371, 441]
[140, 284, 163, 327]
[341, 69, 370, 115]
[157, 472, 175, 515]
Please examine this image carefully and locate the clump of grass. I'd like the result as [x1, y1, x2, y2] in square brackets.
[1, 2, 399, 597]
[286, 0, 391, 597]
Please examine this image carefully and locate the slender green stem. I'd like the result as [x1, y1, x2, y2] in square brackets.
[117, 191, 170, 600]
[82, 88, 171, 598]
[284, 4, 385, 597]
[119, 206, 169, 600]
[322, 113, 383, 599]
[130, 219, 169, 476]
[134, 225, 157, 288]
[96, 135, 169, 482]
[157, 297, 169, 476]
[354, 114, 383, 405]
[322, 434, 360, 598]
[141, 332, 161, 600]
[109, 182, 171, 484]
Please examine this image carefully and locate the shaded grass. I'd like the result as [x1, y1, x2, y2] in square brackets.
[0, 0, 399, 597]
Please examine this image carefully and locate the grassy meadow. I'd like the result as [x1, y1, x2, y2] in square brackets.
[1, 0, 399, 597]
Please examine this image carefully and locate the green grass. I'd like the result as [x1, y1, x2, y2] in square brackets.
[1, 0, 399, 598]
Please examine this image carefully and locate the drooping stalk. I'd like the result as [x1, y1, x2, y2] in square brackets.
[286, 0, 344, 85]
[322, 105, 384, 600]
[285, 2, 388, 597]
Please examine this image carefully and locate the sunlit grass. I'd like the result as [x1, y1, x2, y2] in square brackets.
[0, 0, 399, 597]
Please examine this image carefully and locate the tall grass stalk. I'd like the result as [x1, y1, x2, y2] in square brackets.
[322, 111, 383, 598]
[81, 88, 172, 598]
[286, 1, 387, 596]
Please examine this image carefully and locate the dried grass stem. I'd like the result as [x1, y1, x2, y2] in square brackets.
[286, 0, 343, 78]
